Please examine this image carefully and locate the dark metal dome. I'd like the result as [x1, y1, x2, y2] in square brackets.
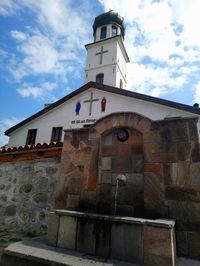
[93, 11, 125, 38]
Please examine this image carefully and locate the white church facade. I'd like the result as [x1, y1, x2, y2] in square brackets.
[5, 11, 200, 147]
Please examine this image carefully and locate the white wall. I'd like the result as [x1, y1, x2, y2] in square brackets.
[85, 36, 127, 88]
[8, 87, 199, 147]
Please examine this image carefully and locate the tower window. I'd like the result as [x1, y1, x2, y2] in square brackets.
[120, 79, 123, 89]
[51, 127, 62, 142]
[26, 129, 37, 145]
[96, 73, 104, 84]
[112, 26, 117, 37]
[100, 26, 107, 39]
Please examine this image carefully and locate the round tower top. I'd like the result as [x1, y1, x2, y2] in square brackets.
[93, 11, 125, 39]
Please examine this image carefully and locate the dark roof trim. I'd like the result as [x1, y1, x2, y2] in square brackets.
[5, 81, 200, 135]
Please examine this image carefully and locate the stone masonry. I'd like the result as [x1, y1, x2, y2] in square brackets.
[0, 147, 61, 236]
[55, 112, 200, 260]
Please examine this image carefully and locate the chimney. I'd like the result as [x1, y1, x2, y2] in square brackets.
[44, 104, 51, 108]
[193, 103, 199, 109]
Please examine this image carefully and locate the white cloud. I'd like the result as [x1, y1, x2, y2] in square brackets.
[99, 0, 200, 98]
[0, 0, 20, 16]
[10, 30, 27, 41]
[6, 0, 91, 96]
[17, 82, 57, 101]
[2, 0, 200, 102]
[17, 86, 43, 98]
[0, 117, 23, 147]
[193, 81, 200, 104]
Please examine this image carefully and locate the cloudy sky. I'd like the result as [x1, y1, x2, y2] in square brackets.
[1, 0, 200, 146]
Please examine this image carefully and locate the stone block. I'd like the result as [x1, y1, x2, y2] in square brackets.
[77, 218, 95, 254]
[101, 146, 116, 156]
[68, 177, 82, 195]
[95, 220, 111, 258]
[144, 203, 168, 219]
[102, 135, 112, 145]
[165, 162, 189, 186]
[176, 231, 188, 257]
[144, 163, 163, 173]
[79, 190, 96, 212]
[113, 181, 143, 205]
[163, 163, 176, 185]
[111, 156, 132, 172]
[144, 172, 165, 206]
[132, 158, 143, 173]
[67, 194, 80, 209]
[126, 173, 143, 187]
[132, 144, 143, 155]
[47, 212, 59, 246]
[188, 231, 200, 259]
[168, 200, 188, 221]
[111, 223, 143, 264]
[136, 117, 151, 133]
[117, 145, 131, 156]
[188, 119, 199, 141]
[189, 162, 200, 185]
[160, 120, 189, 142]
[176, 161, 189, 185]
[187, 202, 200, 222]
[101, 172, 112, 184]
[177, 142, 191, 161]
[57, 216, 77, 250]
[191, 143, 200, 162]
[144, 225, 176, 266]
[143, 130, 162, 143]
[101, 157, 111, 170]
[166, 187, 200, 202]
[112, 204, 134, 216]
[98, 183, 113, 203]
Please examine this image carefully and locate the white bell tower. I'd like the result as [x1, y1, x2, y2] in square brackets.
[84, 11, 129, 89]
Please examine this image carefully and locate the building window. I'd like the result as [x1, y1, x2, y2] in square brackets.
[100, 26, 107, 39]
[26, 129, 37, 145]
[112, 26, 117, 37]
[120, 79, 123, 89]
[51, 127, 62, 142]
[96, 73, 104, 84]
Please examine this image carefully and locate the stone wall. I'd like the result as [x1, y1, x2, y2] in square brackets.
[0, 147, 61, 235]
[54, 112, 200, 260]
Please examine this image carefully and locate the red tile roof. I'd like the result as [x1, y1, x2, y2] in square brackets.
[0, 141, 63, 154]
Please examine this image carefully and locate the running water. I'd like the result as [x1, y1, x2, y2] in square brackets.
[114, 179, 119, 215]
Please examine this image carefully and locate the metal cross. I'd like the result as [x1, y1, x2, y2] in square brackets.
[95, 46, 108, 64]
[84, 92, 99, 116]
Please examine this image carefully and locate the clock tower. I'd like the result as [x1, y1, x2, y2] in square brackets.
[85, 11, 129, 89]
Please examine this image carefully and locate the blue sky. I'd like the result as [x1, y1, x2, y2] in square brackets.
[1, 0, 200, 146]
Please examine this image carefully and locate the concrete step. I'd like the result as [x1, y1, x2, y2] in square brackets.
[0, 237, 135, 266]
[1, 236, 200, 266]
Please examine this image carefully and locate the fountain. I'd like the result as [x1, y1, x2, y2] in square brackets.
[47, 124, 176, 266]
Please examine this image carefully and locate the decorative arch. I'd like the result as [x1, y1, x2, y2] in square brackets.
[93, 112, 151, 135]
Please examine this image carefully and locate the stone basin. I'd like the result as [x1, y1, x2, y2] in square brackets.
[47, 209, 176, 266]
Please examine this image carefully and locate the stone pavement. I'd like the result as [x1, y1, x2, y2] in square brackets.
[0, 236, 200, 266]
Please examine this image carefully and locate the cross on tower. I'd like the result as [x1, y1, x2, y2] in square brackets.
[95, 46, 108, 64]
[84, 92, 99, 116]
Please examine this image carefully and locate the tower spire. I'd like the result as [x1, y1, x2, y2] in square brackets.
[84, 11, 129, 88]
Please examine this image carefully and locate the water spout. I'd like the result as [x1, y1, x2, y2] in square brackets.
[114, 174, 126, 215]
